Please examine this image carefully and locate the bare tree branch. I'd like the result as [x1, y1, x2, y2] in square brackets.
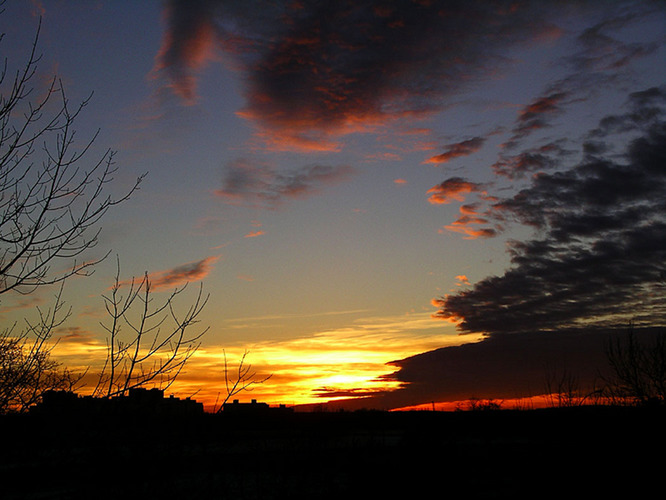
[215, 349, 272, 413]
[0, 15, 144, 297]
[0, 11, 143, 413]
[0, 283, 82, 413]
[93, 259, 208, 399]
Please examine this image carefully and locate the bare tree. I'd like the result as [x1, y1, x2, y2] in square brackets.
[0, 18, 143, 296]
[0, 12, 142, 412]
[0, 284, 81, 412]
[456, 398, 503, 411]
[603, 328, 666, 406]
[542, 366, 602, 407]
[215, 349, 272, 412]
[93, 262, 208, 398]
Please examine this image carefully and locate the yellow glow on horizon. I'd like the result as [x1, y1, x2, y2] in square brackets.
[172, 312, 482, 408]
[48, 310, 483, 410]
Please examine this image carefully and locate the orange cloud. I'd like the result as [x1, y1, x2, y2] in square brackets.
[459, 203, 480, 215]
[427, 177, 484, 204]
[455, 275, 470, 285]
[424, 137, 486, 164]
[442, 218, 498, 240]
[438, 203, 501, 240]
[430, 297, 463, 324]
[518, 92, 567, 120]
[244, 230, 265, 238]
[237, 112, 344, 153]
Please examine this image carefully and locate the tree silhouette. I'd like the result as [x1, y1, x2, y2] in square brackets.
[0, 11, 141, 412]
[0, 18, 143, 296]
[215, 349, 272, 412]
[93, 260, 208, 398]
[603, 328, 666, 406]
[0, 285, 80, 412]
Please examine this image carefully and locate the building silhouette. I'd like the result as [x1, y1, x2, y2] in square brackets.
[32, 388, 204, 416]
[222, 398, 293, 415]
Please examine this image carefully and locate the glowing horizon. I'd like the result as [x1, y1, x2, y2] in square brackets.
[51, 310, 483, 409]
[2, 1, 664, 412]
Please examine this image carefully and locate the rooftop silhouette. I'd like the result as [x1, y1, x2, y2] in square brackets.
[31, 388, 204, 416]
[222, 398, 293, 414]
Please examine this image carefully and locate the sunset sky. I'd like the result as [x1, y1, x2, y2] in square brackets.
[2, 0, 665, 411]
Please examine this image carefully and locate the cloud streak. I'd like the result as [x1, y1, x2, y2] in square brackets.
[424, 137, 486, 164]
[216, 159, 354, 209]
[492, 141, 571, 179]
[144, 256, 220, 291]
[152, 0, 218, 104]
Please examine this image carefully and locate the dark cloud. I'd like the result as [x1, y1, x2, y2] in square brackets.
[424, 137, 486, 164]
[501, 91, 572, 150]
[138, 256, 220, 291]
[312, 387, 385, 400]
[588, 85, 666, 139]
[313, 326, 663, 410]
[216, 159, 354, 208]
[568, 9, 663, 72]
[155, 0, 625, 150]
[152, 0, 218, 103]
[433, 88, 666, 335]
[492, 141, 572, 179]
[56, 327, 98, 345]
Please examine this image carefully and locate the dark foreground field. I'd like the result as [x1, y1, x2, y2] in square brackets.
[1, 406, 663, 499]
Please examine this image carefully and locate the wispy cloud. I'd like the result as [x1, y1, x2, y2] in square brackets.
[442, 215, 499, 240]
[55, 326, 100, 347]
[216, 158, 355, 209]
[501, 91, 571, 150]
[424, 137, 486, 164]
[151, 0, 219, 104]
[568, 10, 662, 73]
[144, 255, 220, 291]
[492, 141, 571, 179]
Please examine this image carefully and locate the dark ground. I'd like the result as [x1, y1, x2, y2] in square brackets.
[1, 405, 663, 499]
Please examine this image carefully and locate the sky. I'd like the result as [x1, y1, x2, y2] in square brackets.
[1, 0, 665, 411]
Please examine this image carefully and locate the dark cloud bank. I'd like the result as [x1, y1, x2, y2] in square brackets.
[436, 87, 666, 335]
[368, 88, 666, 411]
[323, 96, 666, 409]
[307, 84, 666, 410]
